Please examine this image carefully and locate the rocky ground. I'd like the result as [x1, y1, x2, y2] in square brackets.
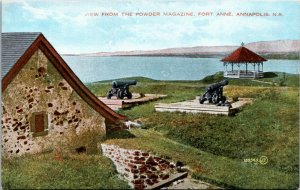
[101, 144, 218, 189]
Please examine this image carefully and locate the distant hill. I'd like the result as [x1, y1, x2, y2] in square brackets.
[65, 40, 300, 59]
[245, 40, 300, 53]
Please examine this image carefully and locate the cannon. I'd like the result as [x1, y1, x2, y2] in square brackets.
[107, 80, 137, 99]
[199, 80, 230, 106]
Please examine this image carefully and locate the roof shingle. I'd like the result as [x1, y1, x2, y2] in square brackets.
[1, 32, 41, 78]
[221, 46, 267, 63]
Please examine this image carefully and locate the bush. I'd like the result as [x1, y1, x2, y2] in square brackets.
[263, 72, 278, 78]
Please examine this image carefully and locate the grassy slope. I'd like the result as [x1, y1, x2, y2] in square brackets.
[105, 129, 298, 189]
[2, 153, 129, 189]
[88, 72, 299, 189]
[3, 72, 298, 189]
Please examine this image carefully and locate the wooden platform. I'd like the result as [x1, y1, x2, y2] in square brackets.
[145, 172, 188, 190]
[99, 93, 167, 110]
[155, 97, 252, 116]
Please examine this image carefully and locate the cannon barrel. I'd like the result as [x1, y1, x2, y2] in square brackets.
[199, 79, 230, 105]
[206, 80, 228, 92]
[112, 80, 137, 88]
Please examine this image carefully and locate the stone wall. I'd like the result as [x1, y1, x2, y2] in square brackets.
[2, 49, 106, 158]
[101, 144, 180, 189]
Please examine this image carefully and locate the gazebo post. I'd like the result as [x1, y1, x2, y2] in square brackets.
[223, 62, 226, 77]
[253, 64, 256, 78]
[246, 63, 248, 74]
[238, 63, 240, 78]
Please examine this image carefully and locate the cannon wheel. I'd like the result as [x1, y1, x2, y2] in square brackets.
[199, 96, 205, 104]
[212, 94, 219, 104]
[117, 90, 124, 99]
[107, 93, 112, 99]
[127, 92, 133, 99]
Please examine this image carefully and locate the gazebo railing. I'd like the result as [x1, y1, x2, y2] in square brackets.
[224, 70, 263, 78]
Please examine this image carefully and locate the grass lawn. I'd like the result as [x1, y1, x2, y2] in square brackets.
[2, 72, 298, 189]
[105, 129, 298, 189]
[88, 72, 299, 189]
[2, 153, 129, 189]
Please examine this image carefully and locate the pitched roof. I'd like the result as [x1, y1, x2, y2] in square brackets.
[2, 32, 41, 78]
[1, 32, 126, 123]
[221, 46, 267, 63]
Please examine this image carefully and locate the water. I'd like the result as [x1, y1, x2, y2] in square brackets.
[62, 56, 300, 83]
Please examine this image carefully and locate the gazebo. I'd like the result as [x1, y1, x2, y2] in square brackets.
[221, 44, 267, 78]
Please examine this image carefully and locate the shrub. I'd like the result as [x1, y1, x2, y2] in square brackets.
[264, 72, 278, 78]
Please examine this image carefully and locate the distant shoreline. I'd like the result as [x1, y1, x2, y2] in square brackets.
[62, 39, 300, 60]
[62, 53, 299, 60]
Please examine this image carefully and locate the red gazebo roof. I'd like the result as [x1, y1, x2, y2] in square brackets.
[221, 46, 267, 63]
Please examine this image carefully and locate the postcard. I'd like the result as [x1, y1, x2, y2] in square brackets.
[1, 0, 299, 189]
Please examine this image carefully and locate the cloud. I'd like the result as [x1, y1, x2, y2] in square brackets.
[201, 16, 281, 41]
[22, 1, 52, 20]
[3, 0, 299, 53]
[2, 0, 22, 3]
[14, 1, 91, 27]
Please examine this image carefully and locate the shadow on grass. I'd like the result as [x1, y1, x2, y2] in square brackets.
[263, 72, 278, 78]
[106, 130, 136, 140]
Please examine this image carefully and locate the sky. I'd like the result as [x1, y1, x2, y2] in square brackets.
[2, 0, 300, 54]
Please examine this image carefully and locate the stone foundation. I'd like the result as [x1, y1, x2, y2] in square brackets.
[101, 144, 187, 189]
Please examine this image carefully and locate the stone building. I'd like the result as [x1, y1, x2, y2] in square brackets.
[1, 32, 126, 157]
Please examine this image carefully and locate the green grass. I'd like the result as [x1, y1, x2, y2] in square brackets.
[260, 72, 300, 87]
[160, 90, 299, 173]
[88, 72, 299, 189]
[4, 72, 297, 189]
[105, 129, 298, 189]
[87, 72, 299, 98]
[2, 153, 129, 189]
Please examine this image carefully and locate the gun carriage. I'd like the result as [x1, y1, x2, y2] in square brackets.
[199, 80, 230, 106]
[107, 80, 137, 99]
